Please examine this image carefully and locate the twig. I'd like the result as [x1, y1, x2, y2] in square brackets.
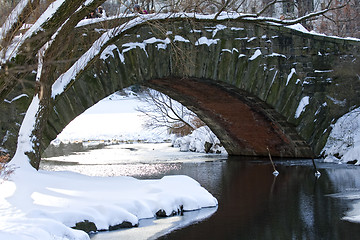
[312, 157, 321, 178]
[267, 147, 279, 176]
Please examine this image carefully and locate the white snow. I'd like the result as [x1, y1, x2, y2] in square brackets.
[287, 23, 310, 33]
[212, 24, 227, 38]
[267, 52, 286, 58]
[322, 107, 360, 165]
[327, 96, 346, 106]
[314, 69, 333, 73]
[230, 27, 244, 31]
[99, 44, 119, 60]
[195, 36, 219, 46]
[247, 37, 257, 42]
[173, 126, 226, 154]
[286, 68, 296, 86]
[10, 95, 41, 170]
[3, 93, 29, 103]
[0, 167, 217, 240]
[1, 90, 218, 239]
[249, 49, 262, 61]
[50, 88, 227, 155]
[54, 92, 170, 144]
[294, 96, 310, 119]
[221, 48, 239, 54]
[174, 35, 190, 43]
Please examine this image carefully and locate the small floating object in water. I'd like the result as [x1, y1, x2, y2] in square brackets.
[273, 170, 279, 176]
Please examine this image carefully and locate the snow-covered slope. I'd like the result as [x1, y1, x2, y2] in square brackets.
[322, 107, 360, 164]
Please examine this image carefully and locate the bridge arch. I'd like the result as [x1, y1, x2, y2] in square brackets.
[45, 77, 313, 159]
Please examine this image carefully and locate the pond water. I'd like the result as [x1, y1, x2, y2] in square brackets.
[41, 143, 360, 240]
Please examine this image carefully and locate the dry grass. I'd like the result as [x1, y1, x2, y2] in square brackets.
[168, 116, 205, 136]
[0, 154, 15, 182]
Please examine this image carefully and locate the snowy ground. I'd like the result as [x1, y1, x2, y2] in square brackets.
[0, 166, 217, 240]
[53, 91, 170, 144]
[0, 90, 221, 240]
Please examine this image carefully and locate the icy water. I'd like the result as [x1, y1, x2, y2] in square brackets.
[41, 143, 360, 240]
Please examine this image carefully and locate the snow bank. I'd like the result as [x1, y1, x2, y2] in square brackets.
[173, 126, 227, 154]
[0, 166, 217, 240]
[54, 91, 170, 144]
[322, 107, 360, 164]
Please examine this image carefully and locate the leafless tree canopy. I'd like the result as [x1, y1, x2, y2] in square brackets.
[136, 88, 205, 136]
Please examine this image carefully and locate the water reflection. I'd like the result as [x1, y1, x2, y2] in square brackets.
[325, 165, 360, 224]
[41, 143, 360, 239]
[159, 159, 360, 240]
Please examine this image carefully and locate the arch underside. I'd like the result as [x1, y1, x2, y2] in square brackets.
[147, 78, 313, 158]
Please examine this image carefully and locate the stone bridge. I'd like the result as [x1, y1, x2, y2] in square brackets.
[1, 16, 359, 168]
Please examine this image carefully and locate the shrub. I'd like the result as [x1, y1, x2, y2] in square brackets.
[0, 155, 15, 182]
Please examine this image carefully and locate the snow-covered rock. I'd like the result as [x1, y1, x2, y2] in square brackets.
[172, 126, 227, 154]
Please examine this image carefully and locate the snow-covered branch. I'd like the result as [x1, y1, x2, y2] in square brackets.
[0, 0, 39, 51]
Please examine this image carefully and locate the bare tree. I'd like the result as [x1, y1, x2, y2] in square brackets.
[136, 88, 205, 136]
[314, 0, 360, 38]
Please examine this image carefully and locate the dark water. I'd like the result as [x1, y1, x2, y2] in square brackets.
[41, 144, 360, 240]
[155, 158, 360, 240]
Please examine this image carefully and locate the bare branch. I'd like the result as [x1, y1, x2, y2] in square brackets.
[0, 0, 40, 51]
[136, 89, 204, 135]
[239, 0, 352, 26]
[257, 0, 278, 16]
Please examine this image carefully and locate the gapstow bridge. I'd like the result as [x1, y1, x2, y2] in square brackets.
[1, 15, 359, 169]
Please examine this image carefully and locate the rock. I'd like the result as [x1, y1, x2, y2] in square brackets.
[156, 205, 184, 218]
[204, 141, 213, 153]
[347, 160, 358, 165]
[156, 209, 167, 217]
[72, 220, 97, 233]
[109, 221, 137, 230]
